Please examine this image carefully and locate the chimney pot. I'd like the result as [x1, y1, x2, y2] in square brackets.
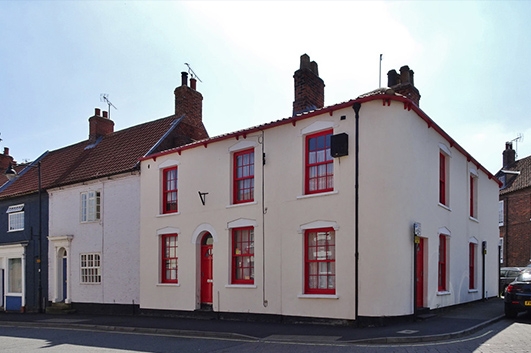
[95, 108, 101, 116]
[181, 72, 188, 87]
[3, 147, 9, 156]
[102, 111, 108, 118]
[190, 77, 197, 90]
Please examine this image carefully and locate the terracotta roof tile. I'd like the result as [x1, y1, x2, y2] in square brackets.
[0, 114, 186, 199]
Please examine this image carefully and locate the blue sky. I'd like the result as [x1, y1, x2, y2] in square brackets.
[1, 1, 530, 173]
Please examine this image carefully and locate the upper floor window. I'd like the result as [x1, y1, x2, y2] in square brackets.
[161, 233, 178, 283]
[439, 152, 449, 206]
[80, 191, 100, 222]
[470, 173, 478, 219]
[305, 130, 333, 194]
[233, 149, 254, 204]
[305, 228, 335, 294]
[6, 204, 24, 232]
[80, 253, 101, 283]
[499, 200, 504, 226]
[162, 166, 178, 214]
[232, 227, 254, 284]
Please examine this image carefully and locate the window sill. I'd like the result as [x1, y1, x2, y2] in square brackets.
[157, 283, 180, 287]
[436, 291, 451, 296]
[468, 289, 478, 293]
[438, 203, 451, 212]
[297, 191, 338, 200]
[226, 201, 258, 209]
[225, 284, 257, 289]
[7, 229, 23, 233]
[157, 212, 180, 218]
[297, 294, 339, 299]
[469, 216, 479, 223]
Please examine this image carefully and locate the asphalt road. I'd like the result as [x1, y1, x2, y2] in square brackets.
[1, 314, 531, 353]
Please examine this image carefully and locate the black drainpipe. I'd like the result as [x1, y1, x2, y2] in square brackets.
[353, 102, 361, 325]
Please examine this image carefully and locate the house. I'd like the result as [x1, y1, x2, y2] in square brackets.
[497, 142, 531, 267]
[138, 54, 501, 323]
[0, 148, 48, 312]
[0, 72, 208, 313]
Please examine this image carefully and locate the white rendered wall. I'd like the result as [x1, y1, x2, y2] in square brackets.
[48, 173, 140, 305]
[139, 101, 500, 320]
[357, 100, 499, 316]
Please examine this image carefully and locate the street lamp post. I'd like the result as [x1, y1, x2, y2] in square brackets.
[5, 161, 44, 313]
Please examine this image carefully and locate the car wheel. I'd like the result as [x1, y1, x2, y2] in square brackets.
[505, 304, 518, 319]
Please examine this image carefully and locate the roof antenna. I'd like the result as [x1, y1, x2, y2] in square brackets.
[379, 54, 383, 88]
[185, 63, 203, 83]
[100, 94, 117, 120]
[511, 133, 524, 158]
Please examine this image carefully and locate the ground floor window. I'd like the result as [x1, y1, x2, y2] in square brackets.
[80, 253, 101, 283]
[305, 228, 335, 294]
[8, 258, 22, 293]
[232, 227, 254, 284]
[161, 234, 178, 283]
[469, 242, 477, 289]
[438, 235, 448, 291]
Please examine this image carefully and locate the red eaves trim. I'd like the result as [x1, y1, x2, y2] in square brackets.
[140, 94, 501, 187]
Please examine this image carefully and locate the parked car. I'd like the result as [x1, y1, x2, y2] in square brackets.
[504, 268, 531, 318]
[500, 267, 525, 295]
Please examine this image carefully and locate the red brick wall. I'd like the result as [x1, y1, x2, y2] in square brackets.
[292, 60, 325, 116]
[500, 188, 531, 266]
[174, 84, 208, 141]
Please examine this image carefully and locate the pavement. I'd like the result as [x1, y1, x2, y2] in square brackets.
[0, 298, 505, 345]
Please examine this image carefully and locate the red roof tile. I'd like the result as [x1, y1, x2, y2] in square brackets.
[0, 114, 194, 199]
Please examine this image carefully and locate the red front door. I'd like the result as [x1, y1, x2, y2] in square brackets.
[201, 234, 213, 304]
[415, 238, 424, 308]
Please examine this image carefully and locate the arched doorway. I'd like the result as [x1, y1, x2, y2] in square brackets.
[200, 233, 213, 308]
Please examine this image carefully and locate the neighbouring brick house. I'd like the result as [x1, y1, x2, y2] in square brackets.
[498, 142, 531, 267]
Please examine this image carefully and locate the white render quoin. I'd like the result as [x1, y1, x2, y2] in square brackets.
[139, 96, 500, 321]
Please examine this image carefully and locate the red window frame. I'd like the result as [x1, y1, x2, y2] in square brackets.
[305, 130, 333, 194]
[470, 175, 477, 218]
[162, 166, 178, 214]
[232, 227, 254, 284]
[305, 228, 335, 294]
[233, 149, 254, 204]
[439, 153, 446, 205]
[438, 234, 447, 291]
[161, 234, 178, 284]
[469, 242, 476, 289]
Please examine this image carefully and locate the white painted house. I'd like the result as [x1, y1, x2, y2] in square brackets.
[139, 55, 500, 322]
[45, 74, 209, 313]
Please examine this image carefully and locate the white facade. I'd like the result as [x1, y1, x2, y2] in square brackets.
[139, 97, 500, 320]
[47, 173, 140, 306]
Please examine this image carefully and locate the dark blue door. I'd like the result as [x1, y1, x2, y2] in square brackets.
[62, 257, 67, 301]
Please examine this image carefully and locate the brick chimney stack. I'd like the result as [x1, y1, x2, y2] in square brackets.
[387, 65, 421, 106]
[89, 107, 114, 141]
[293, 54, 325, 116]
[0, 147, 14, 174]
[503, 142, 516, 168]
[174, 72, 208, 141]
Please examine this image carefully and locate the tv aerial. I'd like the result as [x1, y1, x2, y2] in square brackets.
[185, 63, 202, 82]
[510, 133, 524, 158]
[100, 94, 117, 119]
